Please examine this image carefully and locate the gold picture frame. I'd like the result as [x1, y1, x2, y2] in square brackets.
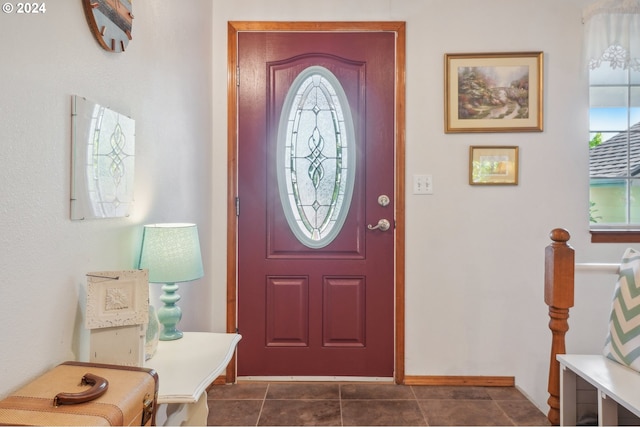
[469, 146, 519, 185]
[445, 52, 543, 133]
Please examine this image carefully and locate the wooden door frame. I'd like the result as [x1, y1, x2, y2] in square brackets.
[226, 21, 406, 384]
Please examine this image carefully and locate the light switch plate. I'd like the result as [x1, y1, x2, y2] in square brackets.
[413, 174, 433, 195]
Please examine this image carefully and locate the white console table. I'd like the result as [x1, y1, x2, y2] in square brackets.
[145, 332, 241, 426]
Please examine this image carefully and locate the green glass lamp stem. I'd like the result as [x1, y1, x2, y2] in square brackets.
[157, 282, 183, 341]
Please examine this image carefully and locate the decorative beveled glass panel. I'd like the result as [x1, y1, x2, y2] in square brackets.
[277, 66, 356, 248]
[71, 95, 135, 220]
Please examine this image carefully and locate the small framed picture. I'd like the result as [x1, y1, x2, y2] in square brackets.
[469, 146, 519, 185]
[445, 52, 543, 133]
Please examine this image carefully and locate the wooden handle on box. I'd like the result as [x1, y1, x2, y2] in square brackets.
[53, 373, 109, 406]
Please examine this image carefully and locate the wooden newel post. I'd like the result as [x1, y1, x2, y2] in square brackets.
[544, 228, 575, 426]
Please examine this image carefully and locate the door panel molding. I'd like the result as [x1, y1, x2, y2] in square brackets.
[266, 276, 309, 346]
[323, 276, 366, 347]
[226, 21, 406, 383]
[268, 57, 365, 255]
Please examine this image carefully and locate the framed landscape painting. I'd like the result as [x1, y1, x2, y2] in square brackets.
[445, 52, 543, 133]
[469, 146, 519, 185]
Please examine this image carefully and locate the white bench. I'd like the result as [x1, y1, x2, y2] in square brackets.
[558, 354, 640, 426]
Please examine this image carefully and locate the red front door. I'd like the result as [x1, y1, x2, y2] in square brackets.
[237, 31, 396, 377]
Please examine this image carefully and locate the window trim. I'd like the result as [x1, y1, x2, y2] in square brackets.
[590, 230, 640, 243]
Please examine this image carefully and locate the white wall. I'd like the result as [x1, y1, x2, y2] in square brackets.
[0, 1, 215, 395]
[0, 0, 630, 416]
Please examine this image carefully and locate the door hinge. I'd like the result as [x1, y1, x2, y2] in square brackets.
[236, 66, 240, 86]
[235, 197, 240, 216]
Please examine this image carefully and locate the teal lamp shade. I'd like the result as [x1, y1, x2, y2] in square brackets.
[137, 223, 204, 340]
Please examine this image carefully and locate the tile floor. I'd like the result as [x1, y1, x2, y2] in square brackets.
[207, 382, 551, 426]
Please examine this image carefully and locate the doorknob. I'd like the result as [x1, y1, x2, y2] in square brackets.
[377, 195, 390, 207]
[367, 219, 391, 231]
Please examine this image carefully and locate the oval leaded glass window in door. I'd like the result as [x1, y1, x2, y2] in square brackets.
[277, 66, 356, 249]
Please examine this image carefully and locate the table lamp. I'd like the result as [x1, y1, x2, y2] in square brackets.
[137, 223, 204, 340]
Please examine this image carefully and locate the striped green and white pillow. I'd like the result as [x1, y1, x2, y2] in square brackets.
[603, 247, 640, 372]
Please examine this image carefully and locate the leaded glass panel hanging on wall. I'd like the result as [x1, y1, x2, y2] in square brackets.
[276, 66, 356, 249]
[71, 95, 135, 220]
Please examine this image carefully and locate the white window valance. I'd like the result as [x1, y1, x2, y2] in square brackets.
[583, 0, 640, 70]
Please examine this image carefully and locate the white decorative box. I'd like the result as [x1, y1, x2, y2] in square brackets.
[85, 270, 149, 367]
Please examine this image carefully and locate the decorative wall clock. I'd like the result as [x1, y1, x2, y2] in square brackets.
[82, 0, 133, 53]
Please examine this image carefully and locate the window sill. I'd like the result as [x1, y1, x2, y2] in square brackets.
[590, 230, 640, 243]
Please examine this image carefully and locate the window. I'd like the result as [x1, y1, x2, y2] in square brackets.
[276, 66, 356, 249]
[589, 57, 640, 227]
[584, 0, 640, 241]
